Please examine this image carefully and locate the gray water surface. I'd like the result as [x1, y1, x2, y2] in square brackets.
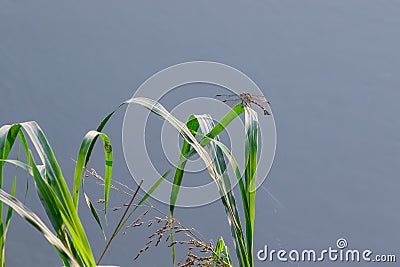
[1, 1, 400, 266]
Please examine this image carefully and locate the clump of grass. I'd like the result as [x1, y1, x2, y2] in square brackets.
[82, 97, 263, 267]
[0, 122, 106, 266]
[1, 95, 265, 267]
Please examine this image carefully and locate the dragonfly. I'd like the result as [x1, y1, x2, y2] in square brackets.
[215, 92, 271, 115]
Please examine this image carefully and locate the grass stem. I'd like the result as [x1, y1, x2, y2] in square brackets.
[97, 179, 143, 265]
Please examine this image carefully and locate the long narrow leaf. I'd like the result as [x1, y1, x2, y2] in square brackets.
[84, 193, 106, 241]
[244, 107, 258, 267]
[195, 115, 248, 267]
[73, 131, 113, 215]
[4, 178, 17, 236]
[169, 115, 199, 265]
[0, 124, 22, 266]
[0, 122, 96, 266]
[170, 115, 199, 215]
[0, 188, 79, 266]
[22, 122, 95, 265]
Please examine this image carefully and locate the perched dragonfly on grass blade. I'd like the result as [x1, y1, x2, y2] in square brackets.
[215, 93, 271, 115]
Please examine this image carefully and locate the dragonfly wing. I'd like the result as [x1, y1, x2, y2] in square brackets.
[251, 95, 270, 104]
[249, 100, 271, 115]
[215, 94, 241, 102]
[215, 94, 238, 97]
[215, 94, 242, 108]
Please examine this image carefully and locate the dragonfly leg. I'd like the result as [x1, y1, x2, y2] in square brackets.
[242, 100, 250, 108]
[251, 100, 270, 115]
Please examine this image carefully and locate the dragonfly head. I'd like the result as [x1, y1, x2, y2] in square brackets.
[239, 92, 252, 102]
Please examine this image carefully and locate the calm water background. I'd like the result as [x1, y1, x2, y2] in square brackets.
[1, 1, 400, 266]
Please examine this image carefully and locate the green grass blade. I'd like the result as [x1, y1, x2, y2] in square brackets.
[195, 115, 248, 267]
[0, 124, 22, 267]
[169, 115, 199, 266]
[214, 237, 233, 266]
[0, 122, 97, 266]
[20, 122, 70, 203]
[32, 159, 92, 265]
[244, 107, 258, 267]
[4, 177, 17, 234]
[191, 130, 249, 225]
[20, 121, 88, 265]
[74, 130, 113, 216]
[170, 115, 199, 215]
[84, 193, 106, 241]
[0, 188, 79, 266]
[17, 129, 32, 203]
[184, 103, 245, 160]
[0, 124, 22, 211]
[20, 122, 96, 265]
[186, 120, 262, 267]
[0, 177, 16, 267]
[6, 144, 21, 230]
[84, 102, 126, 168]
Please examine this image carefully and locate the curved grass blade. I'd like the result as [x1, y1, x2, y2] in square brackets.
[0, 188, 79, 266]
[80, 98, 244, 204]
[2, 157, 89, 266]
[0, 124, 24, 266]
[0, 124, 21, 230]
[73, 130, 113, 216]
[0, 124, 24, 267]
[82, 97, 244, 207]
[21, 122, 96, 265]
[0, 122, 97, 266]
[0, 157, 78, 266]
[85, 102, 126, 167]
[84, 100, 244, 181]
